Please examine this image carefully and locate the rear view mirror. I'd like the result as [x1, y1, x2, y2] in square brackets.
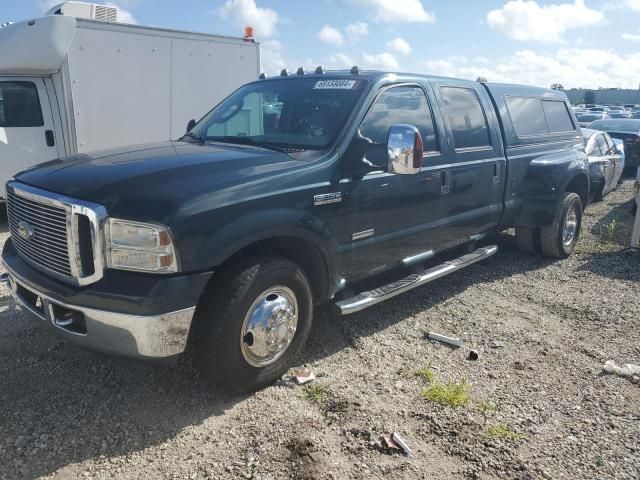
[186, 119, 196, 133]
[387, 124, 423, 175]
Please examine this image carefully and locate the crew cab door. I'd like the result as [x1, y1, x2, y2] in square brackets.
[603, 133, 623, 189]
[431, 82, 504, 244]
[335, 83, 450, 280]
[0, 78, 61, 198]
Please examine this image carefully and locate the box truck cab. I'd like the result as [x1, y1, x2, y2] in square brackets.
[0, 3, 260, 199]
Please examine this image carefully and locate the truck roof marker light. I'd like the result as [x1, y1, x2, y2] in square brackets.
[296, 67, 305, 75]
[280, 69, 289, 77]
[350, 65, 360, 75]
[259, 73, 267, 79]
[315, 66, 325, 74]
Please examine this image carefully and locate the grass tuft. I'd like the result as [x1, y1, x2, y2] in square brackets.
[421, 379, 470, 407]
[412, 366, 435, 383]
[478, 401, 498, 414]
[484, 423, 526, 441]
[300, 384, 329, 404]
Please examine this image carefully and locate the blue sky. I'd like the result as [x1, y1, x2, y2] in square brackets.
[3, 0, 640, 88]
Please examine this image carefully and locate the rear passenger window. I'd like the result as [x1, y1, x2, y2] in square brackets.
[440, 87, 491, 149]
[542, 100, 574, 133]
[0, 82, 44, 128]
[505, 97, 548, 136]
[360, 86, 438, 152]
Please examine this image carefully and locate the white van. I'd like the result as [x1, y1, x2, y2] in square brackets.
[0, 3, 260, 198]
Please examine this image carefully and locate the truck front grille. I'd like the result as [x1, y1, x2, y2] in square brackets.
[7, 189, 72, 278]
[6, 182, 107, 286]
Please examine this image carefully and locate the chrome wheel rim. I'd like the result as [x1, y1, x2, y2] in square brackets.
[240, 286, 298, 367]
[562, 203, 578, 247]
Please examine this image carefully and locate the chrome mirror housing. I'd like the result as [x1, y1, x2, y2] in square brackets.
[387, 124, 423, 175]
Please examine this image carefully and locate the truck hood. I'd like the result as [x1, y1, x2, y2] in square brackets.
[14, 141, 302, 217]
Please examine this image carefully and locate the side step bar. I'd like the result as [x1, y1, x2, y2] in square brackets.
[335, 245, 498, 315]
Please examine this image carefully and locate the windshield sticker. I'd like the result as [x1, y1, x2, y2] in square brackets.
[313, 80, 357, 90]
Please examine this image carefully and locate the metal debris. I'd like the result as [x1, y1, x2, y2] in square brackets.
[603, 360, 640, 382]
[381, 432, 412, 456]
[291, 368, 316, 385]
[427, 331, 462, 348]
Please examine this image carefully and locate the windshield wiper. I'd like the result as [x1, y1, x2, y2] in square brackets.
[180, 131, 205, 144]
[205, 136, 290, 153]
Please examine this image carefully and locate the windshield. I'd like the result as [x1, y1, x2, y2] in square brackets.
[588, 119, 640, 133]
[190, 78, 368, 150]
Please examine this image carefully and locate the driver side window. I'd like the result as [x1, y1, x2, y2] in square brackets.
[360, 86, 438, 152]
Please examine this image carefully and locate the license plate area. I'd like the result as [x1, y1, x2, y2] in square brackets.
[15, 283, 46, 320]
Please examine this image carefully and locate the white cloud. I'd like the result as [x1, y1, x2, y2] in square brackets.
[362, 52, 399, 70]
[627, 0, 640, 10]
[622, 32, 640, 40]
[345, 22, 369, 41]
[217, 0, 279, 38]
[353, 0, 435, 23]
[329, 52, 355, 68]
[317, 24, 344, 46]
[260, 39, 286, 74]
[487, 0, 604, 42]
[421, 49, 640, 89]
[386, 37, 411, 55]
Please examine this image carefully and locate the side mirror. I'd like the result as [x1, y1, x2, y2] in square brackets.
[186, 119, 197, 133]
[387, 124, 423, 175]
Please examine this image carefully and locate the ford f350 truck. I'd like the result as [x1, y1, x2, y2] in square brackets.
[1, 69, 589, 391]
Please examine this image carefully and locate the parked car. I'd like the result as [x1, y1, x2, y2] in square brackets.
[581, 128, 624, 201]
[577, 112, 608, 127]
[1, 70, 589, 391]
[588, 119, 640, 169]
[631, 111, 640, 119]
[632, 167, 640, 248]
[0, 7, 260, 199]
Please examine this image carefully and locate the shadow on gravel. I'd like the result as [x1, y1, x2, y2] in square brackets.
[0, 311, 246, 479]
[302, 232, 555, 365]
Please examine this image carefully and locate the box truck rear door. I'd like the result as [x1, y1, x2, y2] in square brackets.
[0, 78, 60, 199]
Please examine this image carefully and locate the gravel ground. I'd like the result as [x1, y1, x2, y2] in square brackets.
[1, 181, 639, 480]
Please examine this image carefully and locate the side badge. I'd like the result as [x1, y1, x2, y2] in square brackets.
[314, 192, 342, 206]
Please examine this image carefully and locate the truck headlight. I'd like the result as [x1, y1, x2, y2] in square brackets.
[105, 219, 178, 273]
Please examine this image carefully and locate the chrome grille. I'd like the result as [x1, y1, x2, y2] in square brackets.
[6, 182, 107, 286]
[7, 189, 72, 278]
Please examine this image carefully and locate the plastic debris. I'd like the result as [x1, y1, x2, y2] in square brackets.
[392, 433, 412, 456]
[291, 368, 316, 385]
[381, 433, 411, 455]
[603, 360, 640, 382]
[468, 350, 479, 361]
[427, 332, 462, 348]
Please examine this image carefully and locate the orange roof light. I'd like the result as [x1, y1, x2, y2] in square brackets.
[244, 26, 254, 38]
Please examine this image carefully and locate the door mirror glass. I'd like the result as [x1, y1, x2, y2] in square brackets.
[387, 124, 423, 175]
[186, 118, 197, 133]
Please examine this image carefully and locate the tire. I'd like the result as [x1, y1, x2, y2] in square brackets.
[540, 192, 582, 259]
[515, 227, 540, 254]
[193, 256, 313, 392]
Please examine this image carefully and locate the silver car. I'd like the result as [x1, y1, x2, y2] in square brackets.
[582, 128, 625, 202]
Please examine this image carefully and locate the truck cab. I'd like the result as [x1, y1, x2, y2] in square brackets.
[2, 69, 588, 391]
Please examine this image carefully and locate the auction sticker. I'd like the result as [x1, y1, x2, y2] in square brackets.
[313, 80, 357, 89]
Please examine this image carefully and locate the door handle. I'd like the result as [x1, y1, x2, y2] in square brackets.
[45, 130, 55, 147]
[440, 171, 450, 194]
[493, 163, 500, 183]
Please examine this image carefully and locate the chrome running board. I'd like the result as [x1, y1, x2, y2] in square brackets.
[335, 245, 498, 315]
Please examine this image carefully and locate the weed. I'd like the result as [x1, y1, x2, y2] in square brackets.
[412, 366, 435, 383]
[607, 219, 618, 243]
[421, 379, 470, 407]
[478, 401, 498, 414]
[484, 423, 526, 441]
[300, 384, 328, 404]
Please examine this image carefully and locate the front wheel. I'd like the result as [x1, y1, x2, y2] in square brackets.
[540, 192, 582, 258]
[193, 256, 313, 392]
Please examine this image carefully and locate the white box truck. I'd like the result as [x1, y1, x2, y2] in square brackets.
[0, 2, 260, 198]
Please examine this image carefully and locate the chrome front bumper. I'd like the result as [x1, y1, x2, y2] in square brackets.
[1, 265, 196, 359]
